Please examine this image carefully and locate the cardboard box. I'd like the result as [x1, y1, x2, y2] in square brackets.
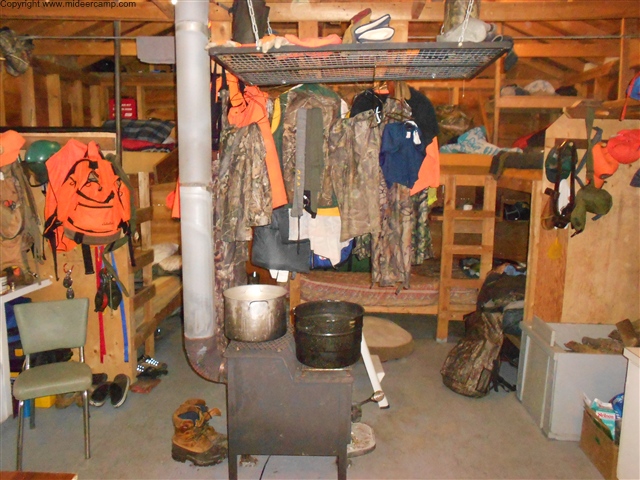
[580, 406, 619, 480]
[109, 98, 137, 119]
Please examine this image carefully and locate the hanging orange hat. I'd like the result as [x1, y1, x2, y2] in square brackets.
[0, 130, 26, 167]
[606, 129, 640, 165]
[592, 142, 619, 188]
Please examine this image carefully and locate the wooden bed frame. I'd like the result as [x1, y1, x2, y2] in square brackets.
[289, 153, 543, 341]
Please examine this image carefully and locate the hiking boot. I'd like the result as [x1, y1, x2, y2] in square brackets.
[55, 392, 82, 409]
[171, 399, 227, 466]
[177, 399, 223, 440]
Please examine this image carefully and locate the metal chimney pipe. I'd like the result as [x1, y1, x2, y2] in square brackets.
[175, 0, 225, 382]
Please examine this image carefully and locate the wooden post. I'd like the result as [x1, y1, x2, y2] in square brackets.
[89, 85, 102, 127]
[70, 79, 84, 126]
[618, 18, 638, 100]
[0, 63, 5, 126]
[492, 22, 503, 145]
[136, 84, 146, 120]
[20, 67, 36, 126]
[46, 74, 63, 127]
[298, 21, 318, 39]
[443, 0, 480, 33]
[391, 21, 409, 43]
[209, 21, 231, 45]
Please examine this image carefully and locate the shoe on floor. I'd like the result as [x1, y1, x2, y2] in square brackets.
[92, 373, 108, 386]
[137, 364, 168, 379]
[55, 392, 82, 409]
[110, 374, 130, 408]
[90, 382, 111, 407]
[138, 355, 168, 371]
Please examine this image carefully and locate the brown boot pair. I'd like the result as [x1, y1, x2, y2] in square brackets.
[171, 398, 228, 467]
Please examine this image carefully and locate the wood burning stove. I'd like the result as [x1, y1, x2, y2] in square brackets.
[225, 329, 353, 480]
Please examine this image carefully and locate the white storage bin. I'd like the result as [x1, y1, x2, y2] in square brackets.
[516, 317, 628, 441]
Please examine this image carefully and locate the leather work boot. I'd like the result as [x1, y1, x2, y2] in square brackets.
[171, 399, 227, 466]
[178, 398, 222, 440]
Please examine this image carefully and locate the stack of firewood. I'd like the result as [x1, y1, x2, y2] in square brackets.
[564, 319, 640, 354]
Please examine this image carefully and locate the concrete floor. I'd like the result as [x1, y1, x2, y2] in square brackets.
[0, 313, 603, 479]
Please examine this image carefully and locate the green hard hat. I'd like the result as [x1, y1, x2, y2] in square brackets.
[24, 140, 60, 185]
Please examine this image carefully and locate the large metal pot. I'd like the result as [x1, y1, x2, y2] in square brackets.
[223, 285, 288, 342]
[293, 300, 364, 369]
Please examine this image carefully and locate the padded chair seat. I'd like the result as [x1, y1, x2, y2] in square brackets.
[13, 362, 92, 400]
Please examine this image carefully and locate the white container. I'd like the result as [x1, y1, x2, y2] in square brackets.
[516, 317, 628, 441]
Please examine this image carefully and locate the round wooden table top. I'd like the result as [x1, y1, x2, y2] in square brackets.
[363, 316, 414, 362]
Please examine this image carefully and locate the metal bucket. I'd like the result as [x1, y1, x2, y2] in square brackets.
[224, 285, 288, 342]
[293, 300, 364, 369]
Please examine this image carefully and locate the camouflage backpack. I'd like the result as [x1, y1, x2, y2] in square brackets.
[440, 310, 504, 398]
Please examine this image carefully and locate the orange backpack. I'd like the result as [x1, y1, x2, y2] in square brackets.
[43, 140, 135, 281]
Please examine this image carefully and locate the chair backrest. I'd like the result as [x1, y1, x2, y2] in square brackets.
[14, 298, 90, 355]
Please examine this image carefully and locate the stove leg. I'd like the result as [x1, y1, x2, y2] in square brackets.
[337, 451, 348, 480]
[228, 451, 238, 480]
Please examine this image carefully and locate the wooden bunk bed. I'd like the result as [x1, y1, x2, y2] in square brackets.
[289, 153, 543, 342]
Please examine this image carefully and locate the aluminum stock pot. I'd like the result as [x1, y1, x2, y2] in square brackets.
[223, 284, 288, 342]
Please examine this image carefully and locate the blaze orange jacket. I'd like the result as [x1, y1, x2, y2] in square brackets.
[225, 74, 288, 209]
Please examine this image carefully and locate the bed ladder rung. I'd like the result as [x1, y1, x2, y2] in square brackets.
[437, 174, 496, 342]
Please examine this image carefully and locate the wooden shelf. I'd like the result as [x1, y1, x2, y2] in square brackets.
[495, 95, 584, 110]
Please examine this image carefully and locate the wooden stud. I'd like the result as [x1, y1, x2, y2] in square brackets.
[45, 74, 62, 127]
[492, 23, 503, 145]
[89, 85, 102, 127]
[20, 67, 36, 127]
[69, 80, 84, 126]
[0, 63, 5, 126]
[618, 18, 638, 100]
[209, 21, 231, 45]
[298, 21, 318, 39]
[136, 85, 146, 120]
[390, 21, 409, 43]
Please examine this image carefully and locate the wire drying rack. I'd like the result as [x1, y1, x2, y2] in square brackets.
[208, 41, 512, 86]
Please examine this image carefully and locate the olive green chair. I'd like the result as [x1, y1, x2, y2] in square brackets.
[12, 298, 92, 471]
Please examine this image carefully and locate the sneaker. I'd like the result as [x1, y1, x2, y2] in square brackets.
[137, 364, 168, 379]
[138, 355, 168, 371]
[90, 383, 111, 407]
[110, 374, 130, 408]
[92, 373, 108, 386]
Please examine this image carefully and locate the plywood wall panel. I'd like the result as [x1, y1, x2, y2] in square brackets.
[534, 115, 640, 325]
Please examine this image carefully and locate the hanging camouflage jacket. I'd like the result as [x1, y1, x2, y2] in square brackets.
[327, 108, 382, 242]
[370, 98, 414, 289]
[279, 84, 342, 208]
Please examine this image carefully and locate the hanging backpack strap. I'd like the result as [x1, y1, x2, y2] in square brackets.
[43, 214, 60, 281]
[102, 241, 130, 297]
[81, 244, 95, 275]
[95, 246, 107, 363]
[584, 106, 596, 184]
[574, 126, 603, 189]
[110, 250, 129, 363]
